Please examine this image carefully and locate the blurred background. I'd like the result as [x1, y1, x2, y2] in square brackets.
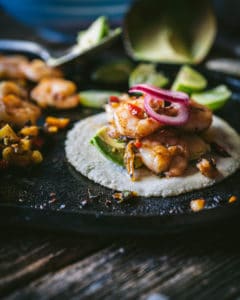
[0, 0, 239, 45]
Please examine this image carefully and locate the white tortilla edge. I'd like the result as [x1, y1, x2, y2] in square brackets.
[65, 113, 240, 197]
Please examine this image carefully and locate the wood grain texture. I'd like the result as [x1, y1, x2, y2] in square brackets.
[4, 230, 240, 300]
[0, 230, 110, 298]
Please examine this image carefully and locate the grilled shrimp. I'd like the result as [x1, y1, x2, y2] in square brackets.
[106, 95, 162, 139]
[139, 143, 172, 175]
[20, 59, 62, 82]
[0, 81, 41, 127]
[31, 78, 79, 109]
[181, 100, 212, 133]
[125, 129, 210, 177]
[138, 129, 189, 176]
[0, 55, 28, 79]
[107, 95, 212, 139]
[183, 135, 210, 160]
[0, 81, 27, 99]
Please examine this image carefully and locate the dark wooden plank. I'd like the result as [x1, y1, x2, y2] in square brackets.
[4, 230, 240, 300]
[0, 230, 112, 297]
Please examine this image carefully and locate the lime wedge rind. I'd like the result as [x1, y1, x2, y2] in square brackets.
[192, 85, 232, 110]
[79, 90, 121, 108]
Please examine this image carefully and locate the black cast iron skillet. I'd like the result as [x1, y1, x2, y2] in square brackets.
[0, 54, 239, 236]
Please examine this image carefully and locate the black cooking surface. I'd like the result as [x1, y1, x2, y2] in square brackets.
[0, 59, 240, 235]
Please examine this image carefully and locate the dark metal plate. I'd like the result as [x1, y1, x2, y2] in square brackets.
[0, 58, 240, 235]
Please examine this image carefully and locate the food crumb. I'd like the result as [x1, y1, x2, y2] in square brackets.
[87, 189, 100, 200]
[105, 199, 112, 207]
[49, 198, 57, 204]
[49, 192, 58, 204]
[228, 195, 237, 204]
[190, 198, 206, 212]
[81, 200, 88, 207]
[118, 247, 125, 254]
[112, 190, 138, 203]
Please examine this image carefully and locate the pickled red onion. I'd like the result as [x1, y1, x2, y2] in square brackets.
[129, 84, 189, 125]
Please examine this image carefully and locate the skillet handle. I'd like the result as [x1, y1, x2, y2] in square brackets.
[0, 39, 51, 61]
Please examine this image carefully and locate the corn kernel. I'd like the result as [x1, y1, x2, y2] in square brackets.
[31, 150, 43, 164]
[19, 139, 31, 152]
[45, 116, 70, 129]
[229, 195, 237, 203]
[190, 198, 205, 212]
[2, 147, 13, 160]
[111, 102, 119, 108]
[0, 124, 18, 141]
[20, 126, 39, 137]
[48, 126, 58, 133]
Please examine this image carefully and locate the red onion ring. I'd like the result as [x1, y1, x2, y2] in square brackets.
[129, 84, 190, 125]
[143, 94, 189, 125]
[129, 84, 189, 105]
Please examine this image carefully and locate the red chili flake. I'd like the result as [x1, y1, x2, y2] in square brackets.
[134, 139, 142, 148]
[127, 103, 144, 118]
[109, 95, 120, 103]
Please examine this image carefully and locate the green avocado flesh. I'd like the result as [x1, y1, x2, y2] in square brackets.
[90, 126, 125, 166]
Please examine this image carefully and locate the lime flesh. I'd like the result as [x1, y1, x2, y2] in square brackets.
[129, 63, 169, 87]
[79, 90, 121, 108]
[192, 85, 231, 111]
[172, 65, 207, 93]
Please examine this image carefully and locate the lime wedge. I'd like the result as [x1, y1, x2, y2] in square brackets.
[129, 63, 169, 87]
[172, 65, 207, 93]
[77, 16, 109, 51]
[192, 85, 231, 111]
[79, 90, 121, 108]
[92, 60, 134, 84]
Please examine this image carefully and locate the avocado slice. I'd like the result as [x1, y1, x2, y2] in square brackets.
[90, 126, 125, 166]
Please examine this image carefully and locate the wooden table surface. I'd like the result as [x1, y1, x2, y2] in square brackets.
[1, 9, 240, 300]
